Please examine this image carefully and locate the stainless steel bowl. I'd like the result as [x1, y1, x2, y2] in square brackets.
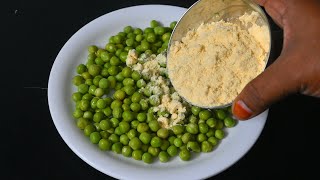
[167, 0, 271, 109]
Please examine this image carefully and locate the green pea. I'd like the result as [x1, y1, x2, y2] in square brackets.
[100, 130, 110, 139]
[96, 99, 107, 109]
[112, 142, 123, 154]
[84, 124, 96, 136]
[191, 106, 201, 116]
[199, 110, 212, 120]
[120, 51, 128, 62]
[167, 145, 178, 157]
[122, 111, 134, 122]
[95, 57, 104, 65]
[73, 75, 84, 86]
[110, 118, 120, 128]
[105, 43, 117, 53]
[115, 72, 124, 82]
[99, 119, 112, 130]
[182, 133, 194, 144]
[88, 84, 97, 95]
[81, 72, 92, 80]
[109, 134, 120, 143]
[103, 107, 112, 117]
[206, 129, 215, 137]
[114, 82, 123, 90]
[94, 88, 105, 97]
[162, 32, 171, 42]
[120, 134, 130, 145]
[90, 97, 98, 109]
[77, 64, 87, 74]
[110, 56, 121, 66]
[149, 120, 160, 132]
[127, 129, 138, 140]
[93, 112, 104, 123]
[179, 149, 191, 161]
[72, 92, 82, 102]
[130, 103, 141, 112]
[199, 123, 209, 133]
[216, 120, 224, 129]
[135, 34, 143, 42]
[160, 140, 170, 151]
[98, 139, 112, 151]
[83, 111, 93, 120]
[168, 136, 176, 145]
[106, 128, 114, 134]
[123, 78, 135, 86]
[201, 141, 213, 152]
[139, 132, 152, 144]
[137, 112, 147, 122]
[123, 85, 135, 96]
[93, 76, 102, 86]
[100, 51, 112, 62]
[186, 123, 199, 134]
[129, 137, 142, 150]
[208, 136, 218, 146]
[148, 146, 160, 157]
[111, 100, 122, 109]
[206, 118, 217, 128]
[215, 129, 225, 140]
[88, 64, 101, 76]
[136, 79, 146, 88]
[85, 79, 93, 86]
[150, 137, 162, 148]
[159, 151, 170, 163]
[170, 21, 177, 29]
[149, 95, 160, 106]
[142, 152, 153, 164]
[108, 66, 119, 76]
[154, 26, 165, 35]
[134, 28, 143, 35]
[187, 141, 201, 153]
[144, 27, 154, 34]
[224, 117, 236, 128]
[146, 32, 157, 43]
[88, 45, 98, 53]
[197, 133, 207, 143]
[216, 109, 227, 120]
[140, 99, 149, 111]
[173, 138, 183, 148]
[117, 121, 130, 134]
[73, 109, 83, 119]
[76, 118, 89, 130]
[172, 125, 185, 135]
[104, 62, 111, 69]
[122, 104, 130, 111]
[157, 128, 169, 139]
[137, 123, 149, 133]
[79, 100, 90, 111]
[113, 89, 126, 100]
[78, 84, 89, 94]
[150, 20, 159, 28]
[122, 146, 133, 157]
[90, 132, 101, 144]
[132, 150, 143, 160]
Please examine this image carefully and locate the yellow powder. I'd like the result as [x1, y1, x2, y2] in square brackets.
[168, 11, 270, 107]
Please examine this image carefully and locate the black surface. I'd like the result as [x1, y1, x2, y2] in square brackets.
[5, 0, 319, 179]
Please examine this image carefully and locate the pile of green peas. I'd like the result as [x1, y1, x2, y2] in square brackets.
[71, 20, 237, 163]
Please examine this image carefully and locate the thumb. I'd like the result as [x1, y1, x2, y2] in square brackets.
[232, 55, 300, 120]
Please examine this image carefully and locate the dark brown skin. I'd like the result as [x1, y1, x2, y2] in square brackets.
[232, 0, 320, 120]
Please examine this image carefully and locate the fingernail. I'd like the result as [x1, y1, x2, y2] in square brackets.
[233, 100, 253, 120]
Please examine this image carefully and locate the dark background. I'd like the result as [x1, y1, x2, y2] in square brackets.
[5, 0, 319, 179]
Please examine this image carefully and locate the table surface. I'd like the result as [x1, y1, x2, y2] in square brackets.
[5, 0, 319, 179]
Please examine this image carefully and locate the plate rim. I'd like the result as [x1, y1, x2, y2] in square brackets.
[48, 4, 268, 180]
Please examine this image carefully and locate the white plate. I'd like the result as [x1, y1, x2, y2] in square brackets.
[48, 5, 267, 180]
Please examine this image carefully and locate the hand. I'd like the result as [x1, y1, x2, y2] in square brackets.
[232, 0, 320, 120]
